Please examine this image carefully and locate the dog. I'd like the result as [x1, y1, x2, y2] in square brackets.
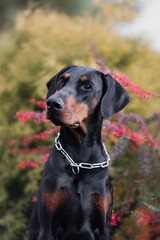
[29, 64, 130, 240]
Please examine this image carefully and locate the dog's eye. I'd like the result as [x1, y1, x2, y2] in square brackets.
[58, 78, 64, 84]
[82, 82, 92, 91]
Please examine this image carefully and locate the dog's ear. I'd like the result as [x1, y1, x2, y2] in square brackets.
[101, 73, 130, 119]
[46, 64, 76, 92]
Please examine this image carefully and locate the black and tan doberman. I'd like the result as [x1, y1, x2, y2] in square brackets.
[29, 64, 130, 240]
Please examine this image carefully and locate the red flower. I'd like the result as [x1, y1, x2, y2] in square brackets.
[32, 196, 37, 202]
[23, 137, 28, 144]
[131, 133, 145, 145]
[110, 210, 121, 226]
[29, 98, 36, 103]
[37, 101, 46, 109]
[30, 162, 39, 168]
[8, 140, 16, 146]
[19, 161, 26, 169]
[116, 128, 126, 137]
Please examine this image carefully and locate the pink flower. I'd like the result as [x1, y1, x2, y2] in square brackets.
[29, 98, 36, 103]
[19, 161, 26, 169]
[116, 128, 126, 137]
[8, 140, 16, 146]
[23, 137, 28, 144]
[44, 153, 49, 162]
[131, 133, 145, 145]
[19, 159, 39, 169]
[37, 101, 46, 109]
[19, 148, 29, 154]
[110, 210, 121, 226]
[16, 111, 47, 124]
[30, 162, 39, 168]
[32, 196, 37, 202]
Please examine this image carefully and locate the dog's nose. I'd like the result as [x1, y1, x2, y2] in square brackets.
[46, 97, 64, 111]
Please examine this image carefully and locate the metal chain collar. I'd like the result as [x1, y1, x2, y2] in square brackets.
[55, 133, 111, 174]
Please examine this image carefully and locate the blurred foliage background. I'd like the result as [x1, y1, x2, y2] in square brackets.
[0, 0, 160, 239]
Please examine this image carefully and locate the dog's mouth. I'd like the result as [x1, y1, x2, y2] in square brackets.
[46, 110, 63, 126]
[69, 122, 80, 128]
[47, 110, 81, 128]
[46, 95, 90, 132]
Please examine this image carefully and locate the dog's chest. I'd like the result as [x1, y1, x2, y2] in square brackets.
[43, 171, 112, 217]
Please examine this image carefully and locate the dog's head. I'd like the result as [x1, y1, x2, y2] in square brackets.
[46, 64, 130, 132]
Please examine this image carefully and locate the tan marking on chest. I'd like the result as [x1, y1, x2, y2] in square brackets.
[43, 189, 68, 213]
[92, 194, 112, 216]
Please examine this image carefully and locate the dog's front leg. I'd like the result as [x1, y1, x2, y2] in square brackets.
[38, 227, 53, 240]
[38, 203, 54, 240]
[29, 203, 40, 240]
[29, 201, 54, 240]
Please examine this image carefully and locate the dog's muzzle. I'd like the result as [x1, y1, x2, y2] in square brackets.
[46, 96, 80, 128]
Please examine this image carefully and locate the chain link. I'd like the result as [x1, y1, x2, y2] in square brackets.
[55, 133, 110, 174]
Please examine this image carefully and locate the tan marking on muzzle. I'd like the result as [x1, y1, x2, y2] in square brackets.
[64, 73, 70, 79]
[92, 194, 112, 216]
[43, 189, 68, 213]
[61, 96, 89, 132]
[81, 76, 88, 82]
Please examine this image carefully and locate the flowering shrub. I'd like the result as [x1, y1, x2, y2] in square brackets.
[91, 43, 160, 100]
[19, 154, 49, 169]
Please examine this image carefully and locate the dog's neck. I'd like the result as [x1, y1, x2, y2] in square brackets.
[58, 112, 106, 163]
